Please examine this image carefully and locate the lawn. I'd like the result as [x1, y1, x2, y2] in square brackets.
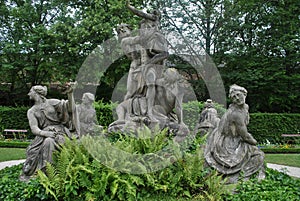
[265, 154, 300, 168]
[0, 148, 26, 162]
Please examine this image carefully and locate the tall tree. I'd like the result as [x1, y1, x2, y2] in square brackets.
[0, 0, 142, 105]
[216, 0, 300, 112]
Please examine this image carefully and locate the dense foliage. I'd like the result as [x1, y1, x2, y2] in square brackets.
[224, 168, 300, 201]
[248, 113, 300, 144]
[37, 131, 228, 200]
[0, 132, 299, 200]
[1, 0, 299, 112]
[0, 0, 143, 105]
[0, 164, 50, 201]
[0, 106, 29, 131]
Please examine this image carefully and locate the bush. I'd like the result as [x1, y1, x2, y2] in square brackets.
[94, 100, 117, 127]
[224, 168, 300, 201]
[248, 113, 300, 144]
[0, 164, 51, 201]
[0, 106, 30, 133]
[37, 130, 228, 201]
[0, 140, 30, 148]
[260, 147, 300, 153]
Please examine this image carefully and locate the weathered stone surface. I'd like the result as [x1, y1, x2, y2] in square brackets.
[204, 84, 265, 183]
[194, 99, 220, 136]
[108, 3, 189, 139]
[77, 93, 103, 136]
[20, 85, 77, 182]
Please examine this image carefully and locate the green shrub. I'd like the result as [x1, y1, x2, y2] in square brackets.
[94, 100, 117, 127]
[37, 130, 228, 201]
[260, 147, 300, 153]
[0, 106, 30, 133]
[248, 113, 300, 144]
[224, 168, 300, 201]
[0, 141, 30, 148]
[0, 164, 51, 201]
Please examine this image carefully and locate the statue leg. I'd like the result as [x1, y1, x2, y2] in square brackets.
[145, 67, 158, 122]
[125, 68, 136, 100]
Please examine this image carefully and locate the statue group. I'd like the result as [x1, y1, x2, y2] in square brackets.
[20, 3, 265, 184]
[19, 84, 101, 181]
[108, 3, 189, 139]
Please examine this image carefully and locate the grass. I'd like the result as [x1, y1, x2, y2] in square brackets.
[265, 154, 300, 168]
[0, 148, 26, 162]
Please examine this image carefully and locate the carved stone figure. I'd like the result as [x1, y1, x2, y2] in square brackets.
[204, 84, 265, 184]
[109, 3, 189, 139]
[116, 24, 143, 100]
[109, 68, 189, 136]
[20, 84, 78, 181]
[194, 99, 220, 136]
[127, 2, 169, 121]
[77, 93, 102, 136]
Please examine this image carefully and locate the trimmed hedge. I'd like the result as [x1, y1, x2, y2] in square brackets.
[1, 104, 300, 144]
[0, 106, 29, 131]
[260, 148, 300, 153]
[248, 113, 300, 144]
[0, 141, 30, 148]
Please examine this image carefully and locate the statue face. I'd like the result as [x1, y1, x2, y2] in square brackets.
[117, 25, 131, 39]
[82, 94, 91, 105]
[28, 88, 38, 101]
[231, 91, 246, 106]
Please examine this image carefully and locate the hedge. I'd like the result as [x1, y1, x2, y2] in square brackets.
[0, 141, 30, 148]
[260, 148, 300, 153]
[248, 113, 300, 144]
[0, 106, 29, 131]
[1, 103, 300, 144]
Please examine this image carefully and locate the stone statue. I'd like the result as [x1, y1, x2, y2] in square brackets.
[204, 84, 265, 184]
[194, 99, 220, 136]
[127, 2, 169, 121]
[20, 84, 78, 181]
[109, 3, 189, 139]
[77, 92, 102, 136]
[116, 24, 143, 100]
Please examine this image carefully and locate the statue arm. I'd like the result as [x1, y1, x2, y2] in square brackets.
[234, 114, 257, 145]
[64, 82, 80, 136]
[27, 110, 55, 138]
[175, 92, 184, 124]
[127, 3, 156, 21]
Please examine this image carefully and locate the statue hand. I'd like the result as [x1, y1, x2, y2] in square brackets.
[62, 81, 77, 94]
[40, 131, 55, 138]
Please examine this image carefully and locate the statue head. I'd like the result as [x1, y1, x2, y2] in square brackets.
[229, 84, 247, 106]
[82, 92, 95, 104]
[163, 68, 180, 84]
[204, 99, 214, 108]
[116, 23, 132, 40]
[28, 85, 47, 101]
[32, 85, 47, 96]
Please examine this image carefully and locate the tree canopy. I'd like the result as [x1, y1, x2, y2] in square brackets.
[1, 0, 299, 112]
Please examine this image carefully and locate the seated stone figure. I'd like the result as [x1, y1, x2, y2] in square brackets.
[20, 85, 77, 181]
[77, 92, 102, 136]
[108, 68, 189, 140]
[194, 99, 220, 136]
[204, 84, 265, 184]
